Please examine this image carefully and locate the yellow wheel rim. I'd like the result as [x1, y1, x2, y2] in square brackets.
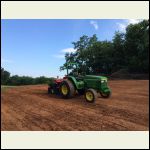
[61, 85, 68, 95]
[86, 91, 93, 101]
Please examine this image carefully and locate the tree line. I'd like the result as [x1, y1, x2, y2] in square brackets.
[1, 67, 54, 85]
[60, 20, 149, 75]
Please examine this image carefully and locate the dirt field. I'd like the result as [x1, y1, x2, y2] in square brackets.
[1, 80, 149, 131]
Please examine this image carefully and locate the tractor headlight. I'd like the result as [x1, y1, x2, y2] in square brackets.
[101, 80, 105, 83]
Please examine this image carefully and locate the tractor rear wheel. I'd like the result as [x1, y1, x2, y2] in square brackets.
[85, 89, 98, 103]
[60, 79, 75, 98]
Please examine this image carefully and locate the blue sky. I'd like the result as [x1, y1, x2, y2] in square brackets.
[1, 19, 141, 77]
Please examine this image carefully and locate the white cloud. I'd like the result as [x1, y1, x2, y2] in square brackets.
[53, 48, 76, 59]
[116, 23, 127, 32]
[90, 20, 99, 30]
[1, 58, 13, 63]
[116, 19, 143, 32]
[127, 19, 142, 25]
[61, 48, 76, 53]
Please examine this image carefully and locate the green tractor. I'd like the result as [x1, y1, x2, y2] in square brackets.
[48, 62, 111, 103]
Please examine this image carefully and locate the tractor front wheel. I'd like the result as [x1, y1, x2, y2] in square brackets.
[100, 92, 111, 98]
[85, 89, 98, 103]
[60, 79, 75, 98]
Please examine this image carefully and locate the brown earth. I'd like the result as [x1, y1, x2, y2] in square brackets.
[1, 80, 149, 131]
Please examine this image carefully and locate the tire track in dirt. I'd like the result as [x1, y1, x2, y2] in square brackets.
[2, 90, 148, 131]
[31, 91, 149, 129]
[1, 80, 149, 131]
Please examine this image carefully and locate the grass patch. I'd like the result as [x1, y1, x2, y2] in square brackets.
[1, 85, 17, 92]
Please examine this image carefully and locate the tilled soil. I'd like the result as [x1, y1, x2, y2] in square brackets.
[1, 80, 149, 131]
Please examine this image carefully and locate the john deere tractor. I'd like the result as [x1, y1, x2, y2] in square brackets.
[48, 63, 111, 103]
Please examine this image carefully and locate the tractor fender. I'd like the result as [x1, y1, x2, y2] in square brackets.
[67, 76, 78, 89]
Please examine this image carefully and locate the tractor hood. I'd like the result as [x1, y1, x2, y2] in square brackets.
[84, 75, 107, 81]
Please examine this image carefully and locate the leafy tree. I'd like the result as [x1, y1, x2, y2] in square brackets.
[1, 67, 53, 86]
[34, 76, 50, 84]
[125, 19, 149, 73]
[1, 67, 10, 85]
[60, 19, 149, 75]
[60, 34, 99, 74]
[112, 32, 126, 72]
[7, 75, 20, 85]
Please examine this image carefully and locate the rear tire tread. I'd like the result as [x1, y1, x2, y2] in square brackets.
[60, 79, 75, 98]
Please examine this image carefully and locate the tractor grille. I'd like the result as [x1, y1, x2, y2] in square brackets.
[101, 80, 108, 88]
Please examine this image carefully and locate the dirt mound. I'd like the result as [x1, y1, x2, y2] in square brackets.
[1, 80, 149, 131]
[110, 69, 149, 79]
